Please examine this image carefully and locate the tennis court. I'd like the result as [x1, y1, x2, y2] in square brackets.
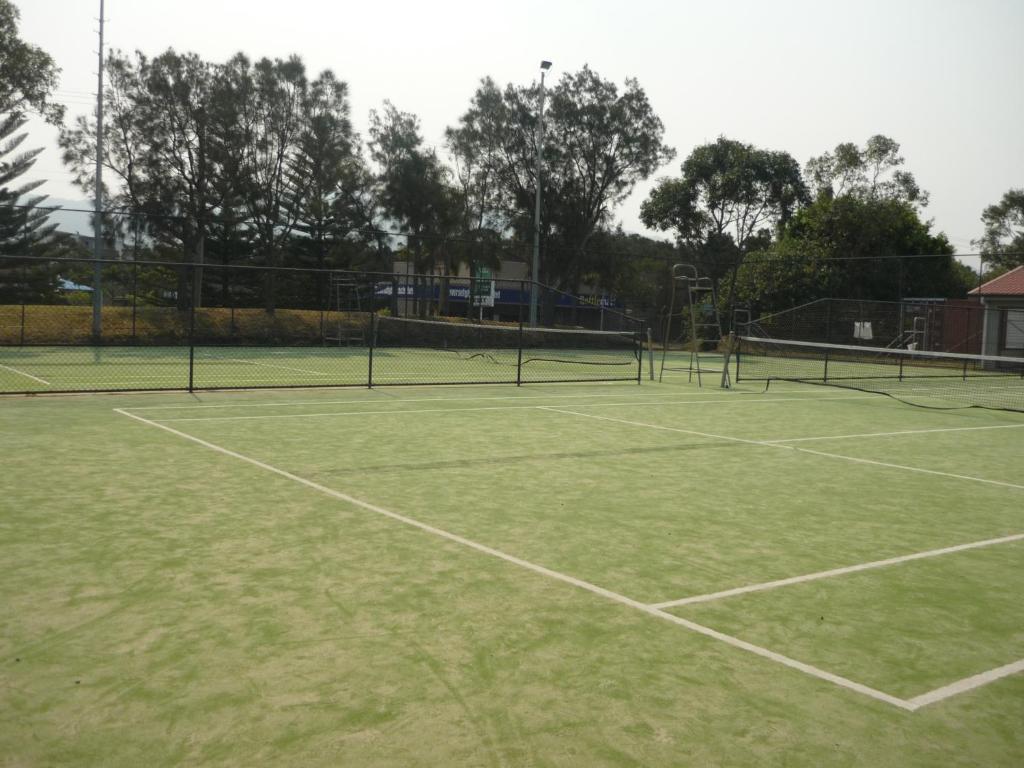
[2, 371, 1022, 765]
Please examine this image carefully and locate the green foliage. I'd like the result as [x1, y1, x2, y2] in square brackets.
[368, 101, 460, 315]
[640, 136, 807, 316]
[805, 135, 927, 207]
[59, 48, 377, 311]
[446, 67, 674, 292]
[975, 188, 1024, 271]
[0, 0, 64, 125]
[735, 195, 967, 316]
[0, 113, 60, 301]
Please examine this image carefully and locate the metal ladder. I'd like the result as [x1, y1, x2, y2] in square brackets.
[659, 264, 723, 386]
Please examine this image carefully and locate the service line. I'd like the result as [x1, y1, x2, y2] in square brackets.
[114, 406, 912, 711]
[144, 393, 877, 423]
[539, 407, 1024, 492]
[765, 423, 1024, 444]
[651, 532, 1024, 609]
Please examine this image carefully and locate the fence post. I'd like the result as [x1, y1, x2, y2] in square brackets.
[19, 263, 26, 345]
[367, 311, 375, 388]
[516, 281, 524, 386]
[188, 266, 196, 392]
[131, 260, 138, 342]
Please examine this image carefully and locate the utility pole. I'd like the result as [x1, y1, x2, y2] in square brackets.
[91, 0, 105, 339]
[529, 60, 552, 327]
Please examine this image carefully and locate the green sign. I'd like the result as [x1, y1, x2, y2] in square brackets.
[472, 266, 495, 307]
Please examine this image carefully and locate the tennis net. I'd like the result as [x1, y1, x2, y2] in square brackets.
[373, 315, 642, 384]
[734, 336, 1024, 413]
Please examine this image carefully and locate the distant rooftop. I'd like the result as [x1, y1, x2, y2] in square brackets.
[968, 265, 1024, 297]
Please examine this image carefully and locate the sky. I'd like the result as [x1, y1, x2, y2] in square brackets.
[14, 0, 1024, 257]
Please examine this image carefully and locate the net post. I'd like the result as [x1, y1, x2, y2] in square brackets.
[630, 323, 638, 387]
[367, 311, 375, 388]
[719, 332, 735, 389]
[516, 282, 525, 386]
[823, 348, 830, 382]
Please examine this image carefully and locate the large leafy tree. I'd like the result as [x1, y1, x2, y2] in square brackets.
[735, 195, 967, 316]
[975, 188, 1024, 272]
[446, 67, 674, 297]
[0, 0, 64, 126]
[62, 48, 376, 312]
[640, 136, 807, 314]
[61, 49, 222, 307]
[805, 134, 927, 207]
[369, 102, 459, 315]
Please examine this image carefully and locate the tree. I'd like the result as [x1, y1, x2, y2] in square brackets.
[369, 101, 459, 315]
[60, 48, 222, 308]
[640, 136, 807, 315]
[61, 49, 377, 313]
[805, 135, 927, 207]
[734, 195, 967, 317]
[0, 113, 60, 300]
[0, 1, 63, 300]
[975, 189, 1024, 272]
[0, 0, 64, 125]
[446, 67, 674, 298]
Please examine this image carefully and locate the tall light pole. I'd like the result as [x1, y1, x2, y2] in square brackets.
[529, 60, 552, 327]
[91, 0, 105, 339]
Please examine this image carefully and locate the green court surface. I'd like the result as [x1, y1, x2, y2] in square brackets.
[2, 374, 1022, 766]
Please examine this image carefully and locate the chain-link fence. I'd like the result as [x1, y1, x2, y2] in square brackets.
[739, 297, 989, 354]
[0, 255, 643, 394]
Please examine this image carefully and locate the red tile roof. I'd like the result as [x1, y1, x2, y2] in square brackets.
[969, 265, 1024, 296]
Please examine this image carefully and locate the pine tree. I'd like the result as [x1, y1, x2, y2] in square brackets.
[0, 112, 59, 303]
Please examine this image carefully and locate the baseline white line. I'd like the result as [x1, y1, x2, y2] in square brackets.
[146, 394, 877, 423]
[113, 406, 913, 711]
[0, 363, 51, 386]
[906, 659, 1024, 710]
[539, 408, 1024, 491]
[652, 533, 1024, 609]
[765, 423, 1024, 444]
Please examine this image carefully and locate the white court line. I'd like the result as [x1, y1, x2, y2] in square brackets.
[0, 363, 52, 386]
[147, 394, 878, 423]
[794, 447, 1024, 491]
[765, 423, 1024, 444]
[112, 406, 913, 711]
[123, 387, 772, 412]
[538, 407, 1024, 492]
[906, 659, 1024, 709]
[652, 533, 1024, 609]
[218, 357, 335, 376]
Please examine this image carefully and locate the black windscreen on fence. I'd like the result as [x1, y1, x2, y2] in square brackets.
[0, 256, 642, 394]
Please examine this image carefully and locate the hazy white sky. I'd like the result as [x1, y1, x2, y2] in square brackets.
[15, 0, 1024, 254]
